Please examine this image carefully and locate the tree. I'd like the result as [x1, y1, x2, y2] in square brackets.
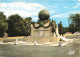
[63, 27, 69, 34]
[7, 14, 25, 36]
[24, 17, 32, 36]
[0, 12, 8, 37]
[58, 21, 64, 35]
[68, 13, 80, 33]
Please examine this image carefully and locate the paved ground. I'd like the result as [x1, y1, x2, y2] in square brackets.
[0, 40, 80, 57]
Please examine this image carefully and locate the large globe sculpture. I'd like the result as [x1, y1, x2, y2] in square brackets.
[38, 9, 50, 20]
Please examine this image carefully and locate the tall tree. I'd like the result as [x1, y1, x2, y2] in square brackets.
[0, 12, 8, 37]
[7, 14, 25, 36]
[68, 13, 80, 33]
[24, 17, 32, 36]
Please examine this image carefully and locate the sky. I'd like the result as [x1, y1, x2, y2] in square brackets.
[0, 0, 80, 27]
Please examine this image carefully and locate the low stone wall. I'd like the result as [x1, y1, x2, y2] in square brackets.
[0, 36, 60, 44]
[0, 36, 24, 43]
[24, 36, 60, 44]
[0, 39, 3, 44]
[63, 34, 80, 39]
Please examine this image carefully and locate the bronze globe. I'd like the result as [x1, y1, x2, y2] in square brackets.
[38, 9, 50, 20]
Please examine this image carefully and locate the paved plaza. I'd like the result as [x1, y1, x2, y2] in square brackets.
[0, 40, 80, 57]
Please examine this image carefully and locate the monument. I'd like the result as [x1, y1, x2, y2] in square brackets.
[25, 9, 60, 43]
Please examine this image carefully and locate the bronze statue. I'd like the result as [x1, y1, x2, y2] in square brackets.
[51, 20, 57, 37]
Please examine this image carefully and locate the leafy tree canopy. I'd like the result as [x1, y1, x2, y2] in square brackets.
[68, 13, 80, 33]
[24, 17, 32, 36]
[8, 14, 25, 36]
[0, 12, 8, 37]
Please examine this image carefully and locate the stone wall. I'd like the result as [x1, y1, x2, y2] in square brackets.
[24, 36, 60, 44]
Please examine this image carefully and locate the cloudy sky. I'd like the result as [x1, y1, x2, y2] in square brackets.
[0, 0, 80, 27]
